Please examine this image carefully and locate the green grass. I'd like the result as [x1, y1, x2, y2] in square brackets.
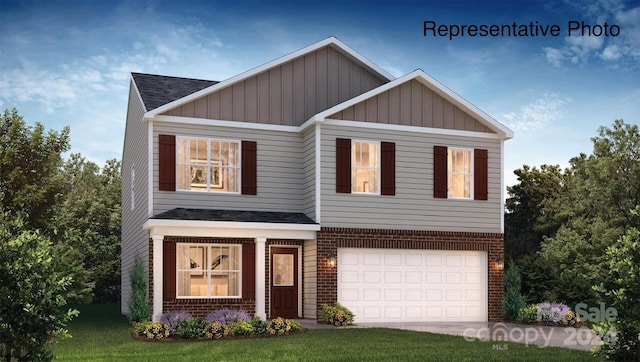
[54, 304, 604, 361]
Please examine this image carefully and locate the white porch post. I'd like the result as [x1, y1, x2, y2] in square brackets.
[255, 237, 267, 320]
[152, 234, 164, 322]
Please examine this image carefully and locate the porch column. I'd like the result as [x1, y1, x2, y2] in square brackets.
[255, 237, 267, 320]
[151, 234, 164, 322]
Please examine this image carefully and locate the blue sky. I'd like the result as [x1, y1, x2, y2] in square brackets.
[1, 0, 639, 188]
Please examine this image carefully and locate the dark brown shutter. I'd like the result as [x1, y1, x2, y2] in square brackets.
[241, 141, 257, 195]
[158, 134, 176, 191]
[336, 138, 351, 193]
[381, 141, 396, 196]
[433, 145, 448, 199]
[242, 243, 256, 299]
[474, 149, 488, 200]
[163, 240, 176, 300]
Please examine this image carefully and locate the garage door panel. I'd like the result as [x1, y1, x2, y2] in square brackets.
[338, 248, 487, 323]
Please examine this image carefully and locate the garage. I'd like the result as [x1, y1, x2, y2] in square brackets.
[337, 248, 487, 323]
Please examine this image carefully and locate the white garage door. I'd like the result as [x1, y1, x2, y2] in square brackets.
[337, 248, 487, 323]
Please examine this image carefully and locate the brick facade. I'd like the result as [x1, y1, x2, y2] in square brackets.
[316, 227, 505, 322]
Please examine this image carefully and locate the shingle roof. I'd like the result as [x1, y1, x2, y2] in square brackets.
[151, 208, 318, 225]
[131, 73, 218, 111]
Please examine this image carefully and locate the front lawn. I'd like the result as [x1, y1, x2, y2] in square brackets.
[55, 304, 603, 361]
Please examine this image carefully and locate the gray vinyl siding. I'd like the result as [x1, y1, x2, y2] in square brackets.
[121, 81, 150, 315]
[320, 124, 503, 233]
[302, 126, 316, 220]
[329, 79, 493, 133]
[303, 239, 317, 318]
[153, 122, 305, 215]
[162, 46, 387, 126]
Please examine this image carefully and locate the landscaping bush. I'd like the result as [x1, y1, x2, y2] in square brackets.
[159, 310, 192, 334]
[227, 320, 254, 336]
[128, 258, 150, 323]
[503, 263, 525, 321]
[177, 318, 208, 339]
[203, 321, 227, 339]
[250, 316, 268, 335]
[319, 303, 354, 326]
[537, 301, 570, 325]
[131, 321, 170, 340]
[516, 304, 539, 324]
[288, 319, 304, 333]
[267, 317, 292, 335]
[205, 308, 250, 324]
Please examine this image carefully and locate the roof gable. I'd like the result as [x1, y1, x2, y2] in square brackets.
[144, 36, 394, 118]
[312, 70, 514, 139]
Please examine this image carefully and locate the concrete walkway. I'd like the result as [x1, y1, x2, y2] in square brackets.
[296, 320, 602, 351]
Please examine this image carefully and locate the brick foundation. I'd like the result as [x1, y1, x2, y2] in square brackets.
[316, 227, 504, 322]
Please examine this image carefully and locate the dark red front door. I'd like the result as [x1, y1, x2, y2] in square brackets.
[270, 248, 298, 318]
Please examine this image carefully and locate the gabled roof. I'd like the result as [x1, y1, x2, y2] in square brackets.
[306, 69, 514, 140]
[131, 73, 218, 112]
[143, 36, 395, 118]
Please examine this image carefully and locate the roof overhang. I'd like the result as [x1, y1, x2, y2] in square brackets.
[143, 218, 320, 240]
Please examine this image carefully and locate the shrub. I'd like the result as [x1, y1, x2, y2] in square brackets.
[128, 257, 150, 322]
[503, 263, 525, 321]
[159, 310, 192, 334]
[516, 304, 539, 323]
[319, 303, 354, 326]
[131, 321, 170, 340]
[537, 301, 570, 325]
[267, 317, 291, 335]
[288, 319, 304, 333]
[204, 321, 227, 339]
[250, 316, 268, 335]
[562, 310, 579, 327]
[205, 308, 250, 324]
[227, 320, 254, 336]
[177, 318, 208, 339]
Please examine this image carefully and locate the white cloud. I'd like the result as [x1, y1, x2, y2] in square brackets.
[601, 44, 622, 60]
[501, 93, 571, 132]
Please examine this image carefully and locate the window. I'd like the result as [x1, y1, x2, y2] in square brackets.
[351, 141, 380, 194]
[176, 244, 241, 298]
[130, 164, 135, 210]
[177, 137, 240, 193]
[448, 148, 473, 199]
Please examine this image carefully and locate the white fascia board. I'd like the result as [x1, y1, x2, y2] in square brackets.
[144, 219, 320, 240]
[144, 36, 394, 119]
[302, 69, 514, 140]
[153, 114, 300, 133]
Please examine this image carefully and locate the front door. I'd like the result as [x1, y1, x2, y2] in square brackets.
[270, 247, 298, 318]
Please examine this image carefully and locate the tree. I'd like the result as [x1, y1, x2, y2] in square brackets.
[0, 108, 70, 231]
[0, 213, 78, 361]
[503, 262, 525, 320]
[593, 207, 640, 361]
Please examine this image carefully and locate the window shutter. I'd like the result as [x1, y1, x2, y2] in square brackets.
[158, 134, 176, 191]
[433, 145, 448, 199]
[474, 148, 488, 200]
[241, 141, 257, 195]
[336, 138, 352, 193]
[381, 141, 396, 196]
[163, 240, 176, 300]
[242, 243, 256, 299]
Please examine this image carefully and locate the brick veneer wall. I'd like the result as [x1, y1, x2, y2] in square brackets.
[316, 227, 505, 322]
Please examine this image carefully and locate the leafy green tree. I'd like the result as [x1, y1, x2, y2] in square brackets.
[129, 258, 151, 322]
[0, 213, 78, 361]
[593, 207, 640, 361]
[57, 154, 121, 302]
[0, 108, 69, 231]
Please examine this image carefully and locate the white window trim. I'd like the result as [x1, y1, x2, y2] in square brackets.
[175, 136, 242, 194]
[351, 139, 381, 195]
[447, 147, 474, 200]
[176, 243, 243, 299]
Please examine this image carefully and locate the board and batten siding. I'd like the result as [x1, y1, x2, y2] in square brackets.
[320, 124, 503, 233]
[302, 126, 316, 221]
[328, 79, 492, 133]
[121, 81, 151, 315]
[303, 239, 317, 318]
[161, 46, 387, 127]
[152, 122, 306, 216]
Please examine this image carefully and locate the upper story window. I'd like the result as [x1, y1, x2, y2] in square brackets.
[448, 148, 473, 199]
[176, 243, 241, 298]
[352, 141, 380, 194]
[177, 137, 240, 193]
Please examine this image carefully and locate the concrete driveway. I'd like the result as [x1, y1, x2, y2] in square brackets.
[351, 321, 603, 351]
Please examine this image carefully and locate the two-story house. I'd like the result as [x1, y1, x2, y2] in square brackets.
[121, 36, 513, 324]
